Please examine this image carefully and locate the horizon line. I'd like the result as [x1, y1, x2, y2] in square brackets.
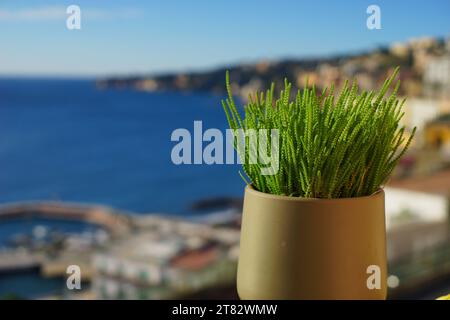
[1, 34, 447, 79]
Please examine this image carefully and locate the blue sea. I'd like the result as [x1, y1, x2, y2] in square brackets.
[0, 78, 244, 298]
[0, 78, 243, 215]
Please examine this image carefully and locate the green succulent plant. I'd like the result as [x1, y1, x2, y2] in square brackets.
[221, 67, 415, 198]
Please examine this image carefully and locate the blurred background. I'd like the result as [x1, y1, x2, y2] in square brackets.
[0, 0, 449, 300]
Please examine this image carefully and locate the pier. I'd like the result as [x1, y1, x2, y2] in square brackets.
[0, 201, 134, 274]
[0, 202, 133, 235]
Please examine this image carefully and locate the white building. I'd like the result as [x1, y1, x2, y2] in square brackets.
[384, 187, 448, 229]
[399, 97, 450, 147]
[91, 216, 239, 300]
[385, 169, 450, 229]
[384, 169, 450, 264]
[402, 98, 441, 133]
[423, 55, 450, 98]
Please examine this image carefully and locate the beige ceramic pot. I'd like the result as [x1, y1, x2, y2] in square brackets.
[237, 186, 387, 300]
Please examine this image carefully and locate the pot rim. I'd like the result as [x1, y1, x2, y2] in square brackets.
[245, 185, 384, 202]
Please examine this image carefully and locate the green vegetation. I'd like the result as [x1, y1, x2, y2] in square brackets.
[222, 68, 415, 198]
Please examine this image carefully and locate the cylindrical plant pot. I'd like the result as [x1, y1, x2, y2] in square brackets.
[237, 186, 387, 300]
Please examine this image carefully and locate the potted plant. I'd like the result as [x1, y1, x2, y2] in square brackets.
[221, 68, 415, 300]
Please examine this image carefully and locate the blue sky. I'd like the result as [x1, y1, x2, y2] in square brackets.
[1, 0, 449, 77]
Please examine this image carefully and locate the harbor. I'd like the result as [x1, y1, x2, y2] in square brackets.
[0, 201, 241, 299]
[0, 193, 449, 299]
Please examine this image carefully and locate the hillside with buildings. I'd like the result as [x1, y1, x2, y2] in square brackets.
[97, 37, 450, 102]
[98, 36, 450, 179]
